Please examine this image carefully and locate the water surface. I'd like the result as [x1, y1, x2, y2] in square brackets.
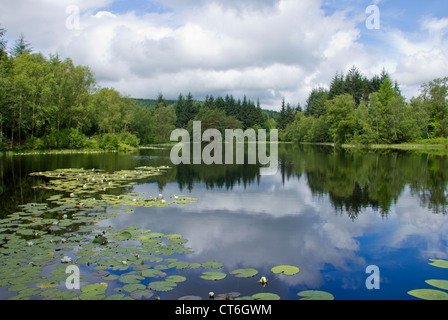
[1, 145, 447, 300]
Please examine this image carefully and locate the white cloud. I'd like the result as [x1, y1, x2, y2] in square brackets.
[1, 0, 447, 108]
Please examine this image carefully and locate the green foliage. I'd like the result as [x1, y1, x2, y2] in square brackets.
[280, 66, 448, 146]
[99, 132, 140, 151]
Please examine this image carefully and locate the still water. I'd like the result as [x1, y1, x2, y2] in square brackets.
[1, 144, 448, 300]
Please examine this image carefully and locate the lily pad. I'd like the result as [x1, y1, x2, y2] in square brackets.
[408, 289, 448, 300]
[141, 269, 163, 278]
[230, 268, 258, 278]
[429, 259, 448, 269]
[252, 293, 281, 300]
[148, 281, 177, 292]
[179, 295, 203, 300]
[271, 265, 300, 276]
[426, 279, 448, 291]
[165, 275, 187, 283]
[201, 260, 223, 269]
[130, 289, 154, 300]
[123, 283, 146, 293]
[297, 290, 335, 300]
[200, 272, 227, 281]
[114, 231, 132, 241]
[81, 282, 108, 294]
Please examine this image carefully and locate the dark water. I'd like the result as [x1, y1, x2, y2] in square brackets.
[1, 144, 448, 300]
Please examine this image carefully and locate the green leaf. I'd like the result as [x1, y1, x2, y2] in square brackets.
[429, 259, 448, 269]
[81, 282, 108, 294]
[148, 281, 177, 292]
[123, 283, 146, 293]
[200, 272, 227, 281]
[297, 290, 334, 300]
[408, 289, 448, 300]
[165, 275, 187, 283]
[425, 279, 448, 291]
[271, 265, 300, 276]
[230, 268, 258, 278]
[252, 293, 281, 300]
[114, 231, 132, 241]
[201, 260, 223, 269]
[141, 269, 163, 278]
[130, 289, 154, 300]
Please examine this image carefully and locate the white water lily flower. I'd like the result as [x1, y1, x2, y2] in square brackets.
[259, 277, 268, 285]
[26, 241, 33, 247]
[61, 256, 72, 263]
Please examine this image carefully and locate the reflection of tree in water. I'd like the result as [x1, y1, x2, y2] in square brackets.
[176, 163, 260, 192]
[2, 146, 448, 221]
[174, 144, 448, 219]
[283, 145, 448, 218]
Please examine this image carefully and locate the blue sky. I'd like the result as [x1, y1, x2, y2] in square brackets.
[0, 0, 447, 110]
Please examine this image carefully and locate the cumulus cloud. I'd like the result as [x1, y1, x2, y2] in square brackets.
[1, 0, 447, 109]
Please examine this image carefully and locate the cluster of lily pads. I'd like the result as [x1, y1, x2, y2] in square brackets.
[0, 166, 333, 300]
[408, 259, 448, 300]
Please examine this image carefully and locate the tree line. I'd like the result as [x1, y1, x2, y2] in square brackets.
[279, 66, 448, 145]
[1, 27, 447, 151]
[0, 28, 279, 150]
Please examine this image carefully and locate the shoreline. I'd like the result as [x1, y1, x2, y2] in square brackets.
[1, 141, 447, 156]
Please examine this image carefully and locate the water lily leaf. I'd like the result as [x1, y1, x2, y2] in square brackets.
[119, 273, 145, 284]
[130, 289, 154, 300]
[201, 260, 223, 269]
[252, 293, 280, 300]
[408, 289, 448, 300]
[105, 294, 129, 300]
[429, 259, 448, 269]
[426, 280, 448, 291]
[271, 265, 300, 276]
[167, 261, 190, 269]
[200, 272, 227, 281]
[297, 290, 334, 300]
[81, 282, 108, 294]
[102, 274, 120, 281]
[123, 283, 146, 293]
[165, 234, 183, 240]
[148, 281, 177, 292]
[141, 269, 163, 278]
[165, 275, 187, 283]
[178, 295, 203, 300]
[38, 280, 59, 289]
[78, 293, 105, 300]
[230, 268, 258, 278]
[114, 231, 132, 241]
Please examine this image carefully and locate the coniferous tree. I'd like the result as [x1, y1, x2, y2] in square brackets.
[0, 25, 7, 60]
[11, 33, 32, 57]
[175, 93, 187, 128]
[305, 87, 329, 118]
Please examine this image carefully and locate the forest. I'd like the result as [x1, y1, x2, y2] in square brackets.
[0, 27, 447, 151]
[279, 67, 448, 146]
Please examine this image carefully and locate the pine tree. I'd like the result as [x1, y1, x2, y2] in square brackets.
[0, 25, 7, 59]
[175, 93, 187, 128]
[278, 98, 287, 129]
[11, 33, 32, 57]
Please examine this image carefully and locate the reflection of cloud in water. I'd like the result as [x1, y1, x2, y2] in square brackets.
[376, 187, 448, 260]
[107, 175, 386, 288]
[105, 172, 448, 291]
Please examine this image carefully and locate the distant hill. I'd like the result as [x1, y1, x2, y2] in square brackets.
[132, 98, 279, 118]
[132, 98, 177, 110]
